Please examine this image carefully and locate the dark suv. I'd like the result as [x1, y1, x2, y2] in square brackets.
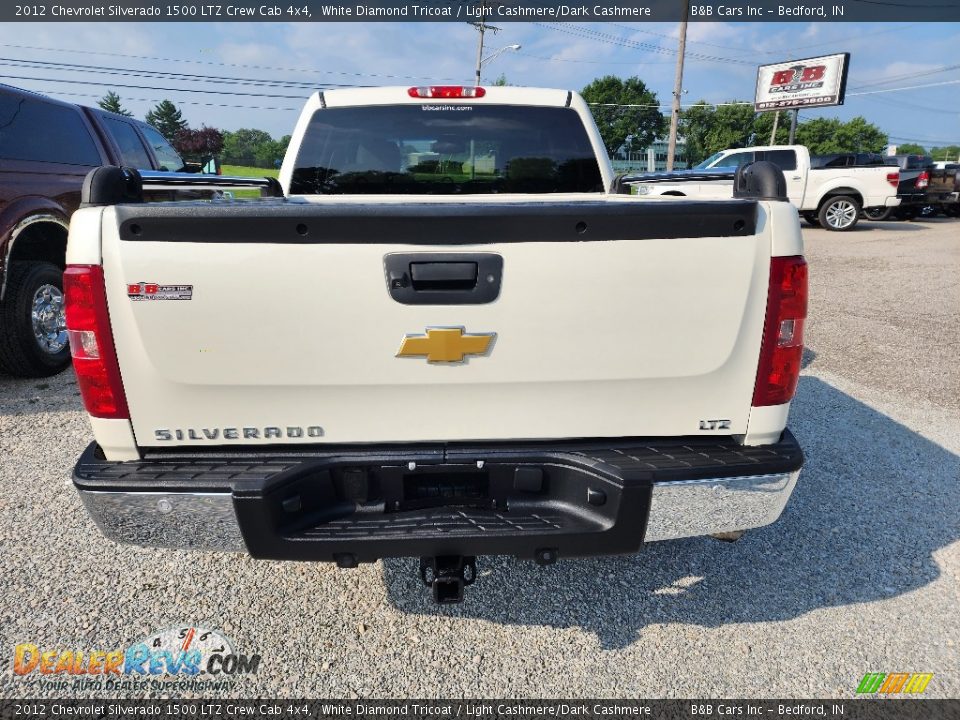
[0, 84, 190, 377]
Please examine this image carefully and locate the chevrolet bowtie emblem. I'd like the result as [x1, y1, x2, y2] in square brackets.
[396, 327, 496, 363]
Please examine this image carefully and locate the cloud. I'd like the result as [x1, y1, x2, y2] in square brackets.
[216, 41, 277, 65]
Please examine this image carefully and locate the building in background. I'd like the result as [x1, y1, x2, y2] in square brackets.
[610, 138, 688, 173]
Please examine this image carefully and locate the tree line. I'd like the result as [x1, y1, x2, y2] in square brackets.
[579, 76, 895, 165]
[98, 91, 290, 169]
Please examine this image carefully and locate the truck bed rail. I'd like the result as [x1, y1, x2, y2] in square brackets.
[81, 166, 284, 207]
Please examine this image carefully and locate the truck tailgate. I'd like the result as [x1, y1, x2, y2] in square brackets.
[100, 199, 775, 448]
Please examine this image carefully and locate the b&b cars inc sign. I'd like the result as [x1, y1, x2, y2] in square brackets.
[755, 53, 850, 111]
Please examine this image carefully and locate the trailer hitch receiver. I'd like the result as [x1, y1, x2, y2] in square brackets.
[420, 555, 477, 604]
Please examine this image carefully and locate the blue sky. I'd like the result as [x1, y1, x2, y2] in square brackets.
[2, 21, 958, 152]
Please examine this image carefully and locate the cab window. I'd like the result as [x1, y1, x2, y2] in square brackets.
[711, 152, 754, 169]
[759, 150, 797, 172]
[139, 124, 185, 171]
[103, 117, 152, 168]
[0, 94, 100, 166]
[290, 104, 603, 195]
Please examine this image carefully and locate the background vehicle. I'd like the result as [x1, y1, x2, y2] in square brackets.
[871, 154, 932, 221]
[626, 145, 900, 231]
[924, 164, 960, 217]
[67, 86, 806, 604]
[809, 152, 888, 169]
[864, 155, 960, 220]
[0, 84, 216, 377]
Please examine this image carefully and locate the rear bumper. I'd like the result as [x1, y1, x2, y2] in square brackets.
[73, 432, 803, 562]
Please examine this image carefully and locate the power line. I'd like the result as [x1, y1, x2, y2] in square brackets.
[0, 57, 352, 91]
[516, 50, 676, 66]
[850, 63, 960, 91]
[533, 22, 754, 65]
[532, 21, 942, 95]
[23, 88, 301, 112]
[888, 134, 960, 144]
[12, 47, 953, 101]
[859, 94, 960, 115]
[0, 73, 319, 99]
[849, 79, 960, 96]
[587, 78, 960, 109]
[0, 41, 458, 83]
[608, 21, 919, 55]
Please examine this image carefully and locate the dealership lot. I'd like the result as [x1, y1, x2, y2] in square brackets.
[0, 219, 957, 698]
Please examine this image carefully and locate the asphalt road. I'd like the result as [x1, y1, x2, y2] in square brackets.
[0, 218, 957, 699]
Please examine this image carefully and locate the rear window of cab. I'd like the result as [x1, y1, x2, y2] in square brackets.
[290, 104, 603, 195]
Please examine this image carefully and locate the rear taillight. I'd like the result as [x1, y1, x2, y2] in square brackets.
[64, 265, 129, 419]
[915, 170, 929, 189]
[886, 171, 899, 188]
[407, 86, 486, 99]
[752, 256, 808, 407]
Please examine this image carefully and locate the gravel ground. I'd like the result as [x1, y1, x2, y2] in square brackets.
[0, 218, 957, 699]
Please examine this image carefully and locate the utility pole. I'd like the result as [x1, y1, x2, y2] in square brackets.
[788, 109, 799, 144]
[666, 0, 689, 171]
[470, 1, 499, 85]
[769, 111, 780, 145]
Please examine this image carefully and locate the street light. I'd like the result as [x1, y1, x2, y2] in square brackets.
[475, 43, 521, 85]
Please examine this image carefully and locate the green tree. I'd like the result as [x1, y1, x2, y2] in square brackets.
[895, 143, 926, 156]
[97, 91, 132, 117]
[834, 116, 888, 154]
[752, 110, 792, 148]
[253, 139, 284, 168]
[145, 100, 188, 142]
[793, 116, 887, 154]
[222, 128, 275, 167]
[680, 101, 760, 165]
[581, 76, 665, 156]
[678, 102, 714, 165]
[930, 145, 960, 162]
[493, 73, 509, 86]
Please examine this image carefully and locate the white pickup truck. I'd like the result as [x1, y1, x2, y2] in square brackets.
[628, 144, 901, 231]
[65, 86, 805, 603]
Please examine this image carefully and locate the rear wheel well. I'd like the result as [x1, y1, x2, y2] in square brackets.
[8, 220, 68, 269]
[662, 191, 686, 197]
[818, 189, 863, 210]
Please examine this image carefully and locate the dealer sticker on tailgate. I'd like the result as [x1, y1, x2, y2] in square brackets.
[127, 281, 193, 301]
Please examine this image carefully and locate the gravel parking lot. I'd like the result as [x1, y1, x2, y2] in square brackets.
[0, 218, 957, 699]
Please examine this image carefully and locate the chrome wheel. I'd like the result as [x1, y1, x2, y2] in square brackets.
[31, 284, 67, 355]
[825, 200, 858, 229]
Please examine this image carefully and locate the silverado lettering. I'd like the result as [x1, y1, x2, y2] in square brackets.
[154, 426, 324, 441]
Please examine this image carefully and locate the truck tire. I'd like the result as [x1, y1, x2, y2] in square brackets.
[801, 212, 820, 227]
[863, 207, 892, 221]
[819, 195, 861, 231]
[0, 262, 71, 377]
